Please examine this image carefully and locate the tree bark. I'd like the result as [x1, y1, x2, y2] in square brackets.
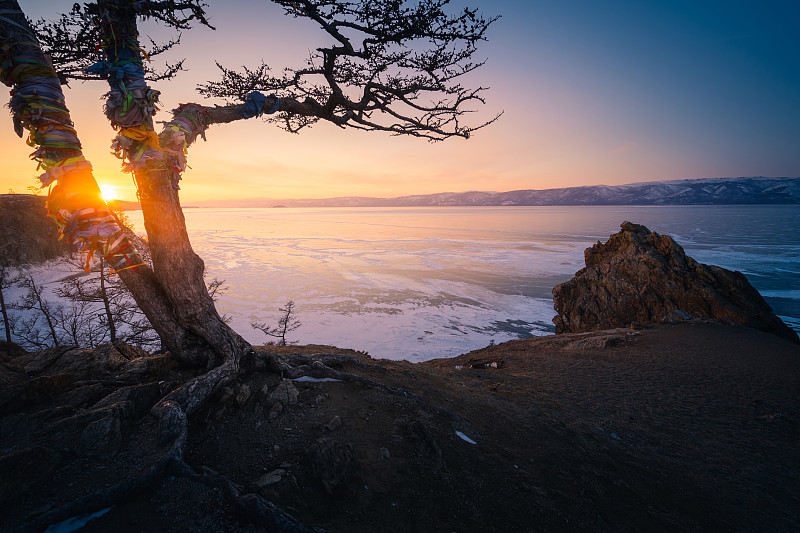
[93, 0, 252, 372]
[135, 182, 251, 369]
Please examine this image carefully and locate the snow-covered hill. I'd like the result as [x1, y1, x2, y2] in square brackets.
[198, 177, 800, 208]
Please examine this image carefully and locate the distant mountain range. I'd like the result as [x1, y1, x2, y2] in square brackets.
[193, 177, 800, 208]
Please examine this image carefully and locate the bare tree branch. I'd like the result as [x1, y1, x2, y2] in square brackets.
[197, 0, 501, 140]
[31, 0, 213, 82]
[252, 301, 301, 346]
[30, 0, 499, 140]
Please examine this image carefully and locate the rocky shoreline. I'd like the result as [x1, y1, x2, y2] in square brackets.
[553, 221, 798, 343]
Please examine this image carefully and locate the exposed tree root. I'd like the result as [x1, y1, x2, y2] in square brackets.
[22, 360, 328, 532]
[23, 403, 187, 533]
[184, 464, 330, 533]
[254, 350, 380, 375]
[284, 352, 385, 371]
[159, 357, 241, 416]
[257, 351, 467, 424]
[19, 347, 473, 532]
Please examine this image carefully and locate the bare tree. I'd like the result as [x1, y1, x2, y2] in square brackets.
[56, 259, 161, 349]
[15, 275, 61, 347]
[0, 263, 20, 351]
[98, 261, 116, 342]
[2, 0, 495, 386]
[252, 300, 301, 346]
[57, 261, 117, 341]
[1, 2, 496, 526]
[10, 314, 51, 350]
[53, 299, 107, 347]
[206, 277, 229, 302]
[2, 259, 153, 350]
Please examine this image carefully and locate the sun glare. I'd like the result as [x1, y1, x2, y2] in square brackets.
[99, 184, 118, 202]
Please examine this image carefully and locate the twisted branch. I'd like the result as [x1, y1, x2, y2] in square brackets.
[198, 0, 501, 140]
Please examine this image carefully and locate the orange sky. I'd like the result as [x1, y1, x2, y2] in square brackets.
[2, 1, 798, 203]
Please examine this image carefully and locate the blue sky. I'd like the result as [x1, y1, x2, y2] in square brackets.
[2, 0, 798, 201]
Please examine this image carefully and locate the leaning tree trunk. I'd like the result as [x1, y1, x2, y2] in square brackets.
[91, 0, 255, 376]
[1, 3, 500, 530]
[0, 0, 257, 387]
[0, 0, 212, 366]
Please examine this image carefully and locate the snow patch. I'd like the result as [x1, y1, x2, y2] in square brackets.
[455, 431, 477, 444]
[44, 507, 113, 533]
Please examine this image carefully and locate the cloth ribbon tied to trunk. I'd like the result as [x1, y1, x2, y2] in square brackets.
[240, 91, 280, 119]
[45, 162, 144, 273]
[0, 35, 143, 273]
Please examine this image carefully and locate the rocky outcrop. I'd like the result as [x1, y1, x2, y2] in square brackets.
[0, 194, 72, 265]
[15, 343, 151, 380]
[0, 343, 169, 417]
[552, 221, 799, 343]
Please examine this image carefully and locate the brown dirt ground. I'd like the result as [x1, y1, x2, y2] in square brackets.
[1, 320, 799, 532]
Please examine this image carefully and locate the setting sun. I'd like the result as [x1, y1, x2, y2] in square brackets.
[99, 184, 118, 202]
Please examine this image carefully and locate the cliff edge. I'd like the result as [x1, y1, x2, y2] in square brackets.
[552, 221, 799, 343]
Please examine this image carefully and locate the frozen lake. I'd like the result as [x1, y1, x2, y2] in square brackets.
[122, 205, 800, 361]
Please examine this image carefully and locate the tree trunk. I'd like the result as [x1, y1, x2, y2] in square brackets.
[0, 0, 249, 376]
[0, 269, 12, 350]
[93, 0, 252, 371]
[0, 1, 200, 360]
[136, 182, 251, 369]
[99, 261, 117, 342]
[27, 276, 60, 347]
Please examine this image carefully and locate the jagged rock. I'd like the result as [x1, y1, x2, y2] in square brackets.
[81, 416, 123, 456]
[91, 382, 162, 419]
[17, 343, 148, 380]
[235, 384, 251, 407]
[58, 383, 107, 411]
[0, 354, 27, 387]
[0, 344, 157, 415]
[553, 221, 799, 343]
[217, 386, 235, 404]
[255, 468, 285, 487]
[17, 345, 77, 375]
[268, 402, 283, 421]
[0, 373, 75, 416]
[219, 382, 255, 410]
[324, 415, 342, 432]
[307, 437, 352, 495]
[110, 343, 151, 363]
[118, 354, 175, 380]
[0, 194, 72, 265]
[0, 446, 62, 502]
[267, 380, 299, 407]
